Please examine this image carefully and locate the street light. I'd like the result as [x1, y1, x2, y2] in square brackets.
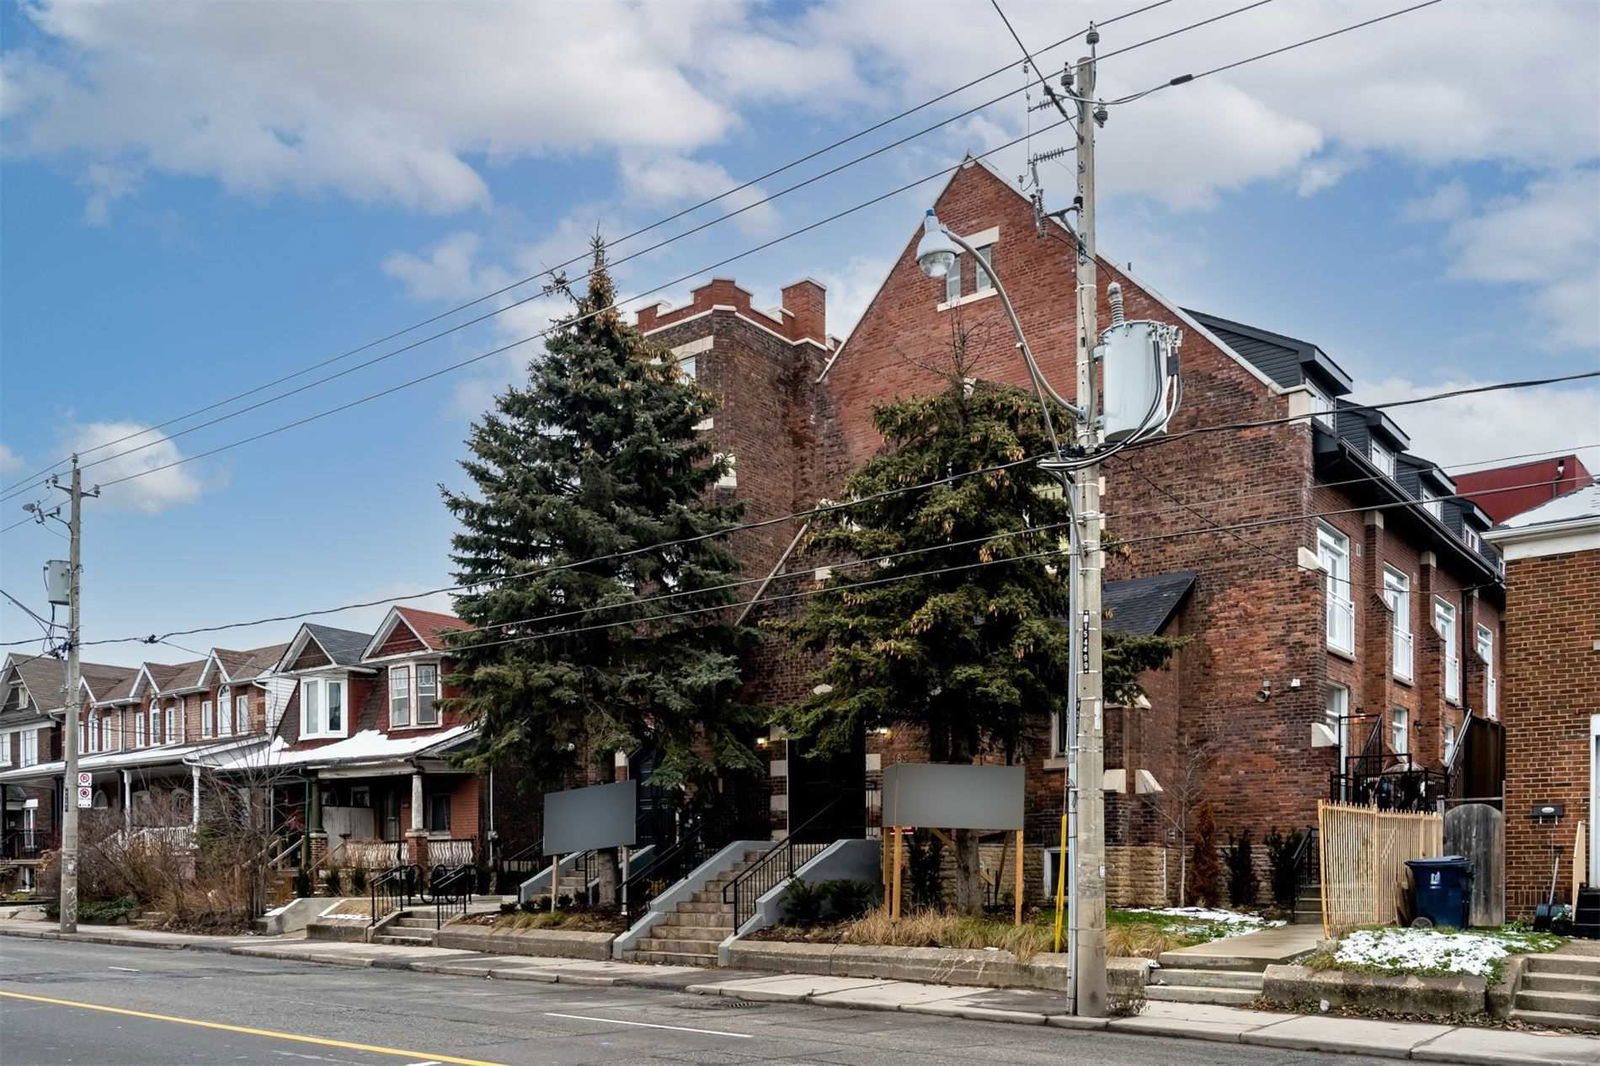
[914, 210, 958, 279]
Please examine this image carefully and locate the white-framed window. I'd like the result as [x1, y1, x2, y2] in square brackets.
[149, 705, 162, 746]
[202, 700, 214, 738]
[218, 693, 233, 737]
[974, 243, 995, 293]
[1325, 684, 1349, 753]
[236, 694, 251, 734]
[300, 677, 346, 739]
[944, 260, 961, 304]
[677, 353, 696, 380]
[1307, 380, 1336, 430]
[1391, 707, 1409, 760]
[1444, 720, 1457, 762]
[167, 701, 180, 744]
[1317, 525, 1354, 654]
[1476, 624, 1497, 719]
[134, 711, 145, 748]
[388, 663, 442, 729]
[1434, 598, 1460, 704]
[1369, 440, 1396, 478]
[1383, 568, 1413, 681]
[1042, 846, 1067, 899]
[19, 728, 39, 767]
[1423, 494, 1444, 520]
[0, 733, 10, 766]
[1464, 528, 1481, 552]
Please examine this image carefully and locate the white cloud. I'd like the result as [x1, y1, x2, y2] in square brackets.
[1360, 377, 1600, 476]
[0, 444, 23, 474]
[815, 253, 896, 342]
[1403, 180, 1470, 223]
[617, 153, 776, 234]
[1441, 169, 1600, 349]
[68, 421, 205, 513]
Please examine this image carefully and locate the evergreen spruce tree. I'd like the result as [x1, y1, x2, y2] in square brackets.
[443, 242, 759, 812]
[778, 375, 1176, 914]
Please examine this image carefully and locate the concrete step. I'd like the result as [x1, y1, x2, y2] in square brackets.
[649, 924, 732, 941]
[1516, 989, 1600, 1017]
[1145, 985, 1260, 1007]
[375, 934, 434, 946]
[638, 937, 720, 955]
[1153, 968, 1264, 991]
[1526, 954, 1600, 977]
[1523, 971, 1600, 995]
[1510, 1009, 1600, 1033]
[1156, 952, 1270, 973]
[392, 918, 440, 930]
[675, 900, 735, 915]
[631, 950, 719, 967]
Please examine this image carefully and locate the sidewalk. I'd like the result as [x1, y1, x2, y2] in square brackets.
[4, 922, 1599, 1065]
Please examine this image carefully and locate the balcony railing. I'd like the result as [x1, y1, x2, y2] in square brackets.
[1392, 628, 1414, 681]
[1, 829, 53, 860]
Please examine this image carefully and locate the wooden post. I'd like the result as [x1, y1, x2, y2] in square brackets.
[1014, 830, 1025, 926]
[550, 854, 559, 914]
[1318, 801, 1330, 940]
[890, 828, 904, 921]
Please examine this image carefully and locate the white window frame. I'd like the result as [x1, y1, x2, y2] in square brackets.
[974, 243, 995, 293]
[415, 663, 440, 727]
[389, 665, 411, 728]
[944, 256, 962, 304]
[1318, 525, 1355, 655]
[389, 662, 443, 730]
[1369, 440, 1396, 478]
[167, 700, 180, 744]
[1434, 597, 1461, 704]
[0, 733, 10, 767]
[134, 712, 146, 748]
[19, 728, 39, 767]
[236, 693, 251, 735]
[1307, 380, 1336, 429]
[1464, 528, 1481, 552]
[1423, 494, 1444, 520]
[1383, 567, 1413, 682]
[149, 705, 162, 746]
[1391, 707, 1409, 760]
[300, 676, 348, 740]
[202, 699, 214, 738]
[1476, 624, 1497, 719]
[1444, 720, 1457, 762]
[218, 693, 233, 737]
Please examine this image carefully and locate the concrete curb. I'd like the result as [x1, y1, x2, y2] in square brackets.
[6, 924, 1600, 1064]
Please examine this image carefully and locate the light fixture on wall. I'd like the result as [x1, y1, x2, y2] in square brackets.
[1255, 679, 1273, 703]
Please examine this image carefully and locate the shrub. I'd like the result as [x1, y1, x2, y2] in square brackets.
[906, 831, 944, 910]
[349, 867, 368, 895]
[293, 869, 313, 899]
[1190, 806, 1221, 907]
[1226, 830, 1258, 908]
[324, 866, 343, 897]
[781, 879, 881, 927]
[1265, 827, 1303, 908]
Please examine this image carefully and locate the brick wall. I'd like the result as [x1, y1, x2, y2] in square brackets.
[1502, 547, 1600, 913]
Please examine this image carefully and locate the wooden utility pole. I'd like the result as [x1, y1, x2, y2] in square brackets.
[57, 455, 90, 934]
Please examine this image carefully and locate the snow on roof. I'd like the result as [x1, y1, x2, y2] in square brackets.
[1499, 483, 1600, 529]
[205, 725, 473, 772]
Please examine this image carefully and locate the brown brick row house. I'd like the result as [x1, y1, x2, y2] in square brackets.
[621, 157, 1508, 907]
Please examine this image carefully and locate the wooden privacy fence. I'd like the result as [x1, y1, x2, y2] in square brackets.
[1318, 800, 1444, 937]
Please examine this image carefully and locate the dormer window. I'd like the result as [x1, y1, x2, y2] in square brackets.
[4, 683, 24, 711]
[389, 663, 441, 729]
[1464, 528, 1481, 552]
[1423, 495, 1443, 520]
[1369, 441, 1396, 478]
[1306, 380, 1336, 430]
[301, 677, 346, 740]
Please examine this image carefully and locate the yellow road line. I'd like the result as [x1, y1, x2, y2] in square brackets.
[0, 989, 506, 1066]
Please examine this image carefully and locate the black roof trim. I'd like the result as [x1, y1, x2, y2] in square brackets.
[1183, 310, 1355, 394]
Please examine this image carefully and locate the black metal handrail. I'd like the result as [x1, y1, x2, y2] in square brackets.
[368, 863, 419, 927]
[620, 818, 715, 918]
[1287, 824, 1318, 907]
[431, 862, 475, 929]
[722, 800, 839, 934]
[1, 829, 49, 860]
[1331, 763, 1445, 812]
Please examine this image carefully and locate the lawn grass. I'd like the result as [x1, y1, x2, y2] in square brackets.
[1316, 923, 1567, 985]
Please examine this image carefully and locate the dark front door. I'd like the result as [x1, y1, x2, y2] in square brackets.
[788, 725, 866, 842]
[629, 749, 676, 849]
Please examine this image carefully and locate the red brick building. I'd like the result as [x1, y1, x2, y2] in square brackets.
[632, 158, 1507, 905]
[1486, 484, 1600, 917]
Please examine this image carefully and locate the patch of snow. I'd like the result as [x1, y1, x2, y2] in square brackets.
[1125, 906, 1273, 924]
[1336, 927, 1509, 977]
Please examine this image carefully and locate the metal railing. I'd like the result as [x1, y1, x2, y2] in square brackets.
[620, 818, 717, 918]
[368, 863, 419, 927]
[1287, 825, 1319, 907]
[722, 801, 837, 933]
[1, 829, 50, 860]
[430, 863, 475, 929]
[1331, 760, 1445, 812]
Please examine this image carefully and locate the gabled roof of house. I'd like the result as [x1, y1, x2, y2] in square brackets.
[1103, 571, 1196, 637]
[1498, 482, 1600, 530]
[80, 663, 138, 703]
[214, 642, 291, 683]
[5, 653, 68, 712]
[1183, 310, 1355, 395]
[304, 624, 373, 666]
[361, 606, 468, 660]
[144, 659, 207, 694]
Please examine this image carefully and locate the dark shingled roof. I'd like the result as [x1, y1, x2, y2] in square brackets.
[304, 624, 374, 667]
[1103, 571, 1196, 637]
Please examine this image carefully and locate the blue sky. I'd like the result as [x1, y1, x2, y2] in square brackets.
[2, 0, 1597, 665]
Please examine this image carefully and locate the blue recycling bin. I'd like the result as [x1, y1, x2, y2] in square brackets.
[1407, 855, 1474, 929]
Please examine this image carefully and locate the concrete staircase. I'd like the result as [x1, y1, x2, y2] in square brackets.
[1512, 952, 1600, 1031]
[1292, 883, 1323, 926]
[372, 912, 440, 947]
[1149, 951, 1266, 1006]
[625, 846, 768, 967]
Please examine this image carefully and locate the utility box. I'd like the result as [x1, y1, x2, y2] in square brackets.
[44, 560, 70, 606]
[1101, 321, 1164, 443]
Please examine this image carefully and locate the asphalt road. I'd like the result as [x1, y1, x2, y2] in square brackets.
[0, 937, 1396, 1066]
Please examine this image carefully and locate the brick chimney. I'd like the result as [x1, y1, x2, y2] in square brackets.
[781, 280, 827, 345]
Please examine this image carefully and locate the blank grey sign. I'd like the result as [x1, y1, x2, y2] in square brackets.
[883, 763, 1024, 830]
[542, 780, 638, 855]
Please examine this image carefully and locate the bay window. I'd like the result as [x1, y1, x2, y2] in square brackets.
[1318, 525, 1354, 654]
[390, 666, 411, 727]
[389, 663, 441, 729]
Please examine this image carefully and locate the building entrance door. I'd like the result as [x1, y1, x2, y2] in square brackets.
[787, 726, 866, 842]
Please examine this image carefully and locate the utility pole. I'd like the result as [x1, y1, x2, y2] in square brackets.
[1070, 42, 1108, 1018]
[56, 455, 91, 934]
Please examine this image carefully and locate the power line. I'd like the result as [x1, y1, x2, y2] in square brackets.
[2, 1, 1194, 501]
[13, 435, 1585, 654]
[1, 0, 1272, 504]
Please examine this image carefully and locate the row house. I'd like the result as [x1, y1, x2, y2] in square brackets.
[614, 157, 1506, 907]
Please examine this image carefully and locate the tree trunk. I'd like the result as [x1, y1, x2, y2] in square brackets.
[1178, 834, 1188, 906]
[596, 847, 621, 910]
[952, 828, 983, 916]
